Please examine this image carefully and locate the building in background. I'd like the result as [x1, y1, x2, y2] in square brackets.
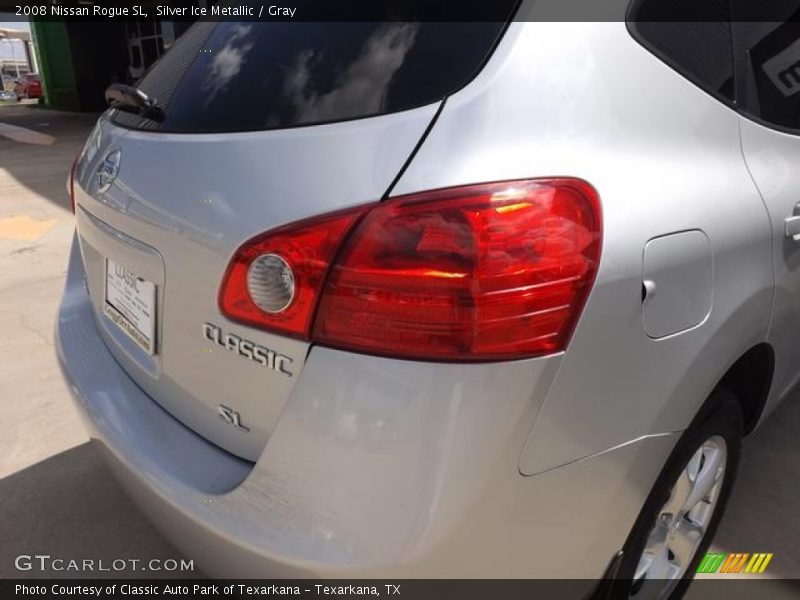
[0, 27, 36, 81]
[26, 1, 201, 110]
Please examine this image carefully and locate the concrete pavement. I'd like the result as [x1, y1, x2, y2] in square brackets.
[0, 105, 193, 579]
[0, 105, 797, 586]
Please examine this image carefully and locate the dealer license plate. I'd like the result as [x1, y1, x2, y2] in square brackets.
[103, 258, 156, 355]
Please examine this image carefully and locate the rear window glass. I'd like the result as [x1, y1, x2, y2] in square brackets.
[112, 10, 513, 132]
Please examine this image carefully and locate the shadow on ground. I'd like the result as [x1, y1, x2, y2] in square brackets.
[711, 389, 800, 578]
[0, 105, 99, 212]
[0, 442, 198, 579]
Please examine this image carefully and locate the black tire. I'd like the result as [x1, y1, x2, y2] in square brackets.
[610, 390, 743, 599]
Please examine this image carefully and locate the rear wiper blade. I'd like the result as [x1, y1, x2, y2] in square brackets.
[105, 83, 164, 122]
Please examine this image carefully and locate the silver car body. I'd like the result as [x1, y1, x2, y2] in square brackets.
[56, 4, 794, 581]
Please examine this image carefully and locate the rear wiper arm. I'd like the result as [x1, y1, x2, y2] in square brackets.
[105, 83, 164, 122]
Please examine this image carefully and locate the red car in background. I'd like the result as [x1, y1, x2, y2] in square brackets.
[14, 74, 42, 100]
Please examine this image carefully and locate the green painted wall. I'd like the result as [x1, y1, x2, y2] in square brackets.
[29, 20, 79, 110]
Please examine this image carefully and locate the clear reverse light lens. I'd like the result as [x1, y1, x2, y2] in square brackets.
[246, 253, 296, 313]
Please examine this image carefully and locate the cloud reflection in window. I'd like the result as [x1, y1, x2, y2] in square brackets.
[202, 24, 254, 106]
[280, 23, 420, 125]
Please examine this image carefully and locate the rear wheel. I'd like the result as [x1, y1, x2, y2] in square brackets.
[612, 391, 742, 599]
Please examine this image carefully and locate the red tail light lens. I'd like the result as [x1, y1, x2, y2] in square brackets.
[315, 179, 601, 360]
[219, 179, 601, 360]
[219, 208, 370, 339]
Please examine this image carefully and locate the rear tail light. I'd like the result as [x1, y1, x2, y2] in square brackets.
[220, 179, 601, 360]
[219, 208, 370, 338]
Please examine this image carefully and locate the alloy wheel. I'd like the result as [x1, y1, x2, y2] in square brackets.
[630, 435, 727, 599]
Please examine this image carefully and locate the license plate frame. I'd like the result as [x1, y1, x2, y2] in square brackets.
[103, 258, 156, 355]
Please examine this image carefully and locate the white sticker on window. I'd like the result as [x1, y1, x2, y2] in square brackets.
[762, 37, 800, 97]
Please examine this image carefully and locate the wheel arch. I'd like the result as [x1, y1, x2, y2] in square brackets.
[688, 343, 775, 437]
[715, 343, 774, 435]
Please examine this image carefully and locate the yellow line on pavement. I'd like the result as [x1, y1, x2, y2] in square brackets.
[0, 214, 57, 241]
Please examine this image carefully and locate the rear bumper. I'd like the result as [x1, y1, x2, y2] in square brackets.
[56, 233, 678, 578]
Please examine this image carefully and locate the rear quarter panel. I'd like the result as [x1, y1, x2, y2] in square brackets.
[391, 20, 774, 474]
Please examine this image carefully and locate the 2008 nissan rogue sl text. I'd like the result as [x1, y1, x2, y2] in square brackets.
[55, 1, 800, 597]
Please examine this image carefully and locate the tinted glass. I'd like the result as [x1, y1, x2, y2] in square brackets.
[112, 8, 512, 132]
[628, 0, 735, 102]
[130, 45, 142, 69]
[731, 1, 800, 131]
